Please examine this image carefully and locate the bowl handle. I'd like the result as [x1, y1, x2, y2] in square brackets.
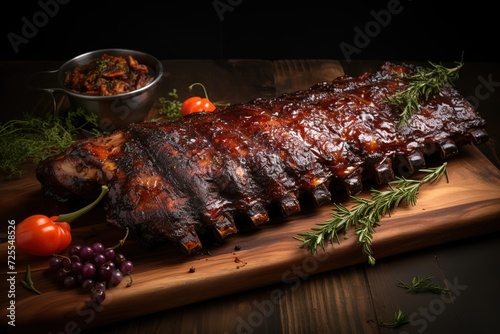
[25, 69, 66, 114]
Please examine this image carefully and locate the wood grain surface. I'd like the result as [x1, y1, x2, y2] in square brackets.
[1, 59, 499, 334]
[1, 144, 499, 332]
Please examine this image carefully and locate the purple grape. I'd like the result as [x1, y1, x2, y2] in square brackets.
[48, 256, 63, 271]
[103, 248, 116, 261]
[79, 246, 94, 260]
[93, 253, 107, 266]
[69, 254, 81, 263]
[82, 279, 94, 292]
[98, 262, 113, 281]
[90, 288, 106, 306]
[68, 245, 81, 257]
[91, 242, 105, 254]
[60, 257, 71, 270]
[109, 270, 124, 286]
[120, 260, 134, 274]
[63, 275, 77, 289]
[94, 281, 106, 291]
[114, 253, 126, 265]
[70, 261, 83, 274]
[81, 262, 96, 278]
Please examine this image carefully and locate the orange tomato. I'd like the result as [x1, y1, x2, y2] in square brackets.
[181, 97, 216, 116]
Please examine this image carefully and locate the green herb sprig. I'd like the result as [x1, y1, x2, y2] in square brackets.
[154, 89, 182, 121]
[20, 264, 41, 295]
[377, 309, 409, 328]
[0, 108, 102, 178]
[397, 275, 450, 294]
[295, 163, 448, 265]
[385, 59, 464, 127]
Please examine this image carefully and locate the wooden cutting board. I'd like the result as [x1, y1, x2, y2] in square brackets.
[1, 145, 499, 332]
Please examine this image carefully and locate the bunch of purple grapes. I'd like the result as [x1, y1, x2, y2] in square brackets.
[48, 241, 134, 306]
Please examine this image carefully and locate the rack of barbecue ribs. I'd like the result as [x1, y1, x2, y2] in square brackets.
[36, 62, 489, 253]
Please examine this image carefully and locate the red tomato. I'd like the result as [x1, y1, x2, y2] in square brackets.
[16, 215, 72, 256]
[181, 96, 216, 116]
[16, 185, 109, 256]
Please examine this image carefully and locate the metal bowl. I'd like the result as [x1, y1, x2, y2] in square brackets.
[36, 49, 163, 131]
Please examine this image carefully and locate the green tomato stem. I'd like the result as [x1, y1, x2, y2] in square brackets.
[56, 185, 109, 223]
[188, 82, 209, 99]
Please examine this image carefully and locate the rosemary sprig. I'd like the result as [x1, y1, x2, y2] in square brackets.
[385, 59, 464, 127]
[397, 275, 450, 294]
[377, 309, 410, 328]
[295, 163, 448, 265]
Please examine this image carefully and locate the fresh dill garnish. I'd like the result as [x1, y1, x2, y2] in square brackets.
[385, 59, 464, 127]
[397, 275, 450, 294]
[0, 108, 102, 178]
[294, 163, 449, 265]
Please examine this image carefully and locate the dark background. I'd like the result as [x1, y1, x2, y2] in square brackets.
[2, 0, 498, 63]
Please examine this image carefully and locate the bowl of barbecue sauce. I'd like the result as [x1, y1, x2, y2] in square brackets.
[40, 49, 163, 131]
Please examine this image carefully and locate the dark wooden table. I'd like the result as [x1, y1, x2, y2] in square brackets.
[1, 59, 499, 334]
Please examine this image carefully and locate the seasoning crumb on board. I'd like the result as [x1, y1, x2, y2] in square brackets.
[234, 256, 247, 269]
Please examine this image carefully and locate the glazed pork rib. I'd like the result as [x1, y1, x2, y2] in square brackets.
[36, 62, 489, 252]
